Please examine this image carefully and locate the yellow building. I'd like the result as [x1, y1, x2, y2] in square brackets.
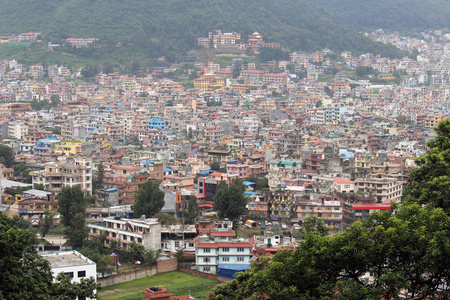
[229, 83, 261, 92]
[194, 73, 225, 91]
[54, 140, 83, 156]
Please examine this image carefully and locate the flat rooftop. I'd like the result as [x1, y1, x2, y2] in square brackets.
[42, 251, 94, 268]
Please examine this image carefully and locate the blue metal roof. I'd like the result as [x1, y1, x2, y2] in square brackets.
[197, 170, 211, 175]
[218, 264, 250, 271]
[243, 181, 256, 185]
[163, 168, 173, 172]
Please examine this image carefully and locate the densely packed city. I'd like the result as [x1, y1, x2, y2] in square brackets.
[1, 27, 450, 299]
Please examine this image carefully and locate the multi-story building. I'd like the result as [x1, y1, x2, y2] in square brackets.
[161, 225, 197, 254]
[212, 31, 241, 49]
[355, 176, 403, 202]
[270, 190, 294, 221]
[30, 158, 93, 194]
[247, 197, 270, 219]
[147, 118, 166, 130]
[203, 126, 223, 141]
[87, 217, 161, 251]
[194, 221, 253, 278]
[302, 153, 323, 174]
[262, 74, 288, 86]
[8, 120, 28, 139]
[194, 73, 225, 92]
[226, 164, 249, 178]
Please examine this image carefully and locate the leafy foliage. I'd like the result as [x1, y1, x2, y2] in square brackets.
[213, 179, 247, 225]
[406, 118, 450, 215]
[184, 194, 198, 224]
[66, 212, 88, 247]
[93, 161, 105, 192]
[0, 0, 406, 62]
[0, 144, 14, 168]
[0, 214, 100, 299]
[39, 211, 54, 238]
[133, 180, 165, 218]
[57, 185, 87, 227]
[315, 0, 450, 30]
[210, 205, 450, 299]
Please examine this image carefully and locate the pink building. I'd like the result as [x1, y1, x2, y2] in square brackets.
[226, 164, 249, 178]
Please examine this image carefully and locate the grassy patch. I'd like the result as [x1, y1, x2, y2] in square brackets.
[98, 271, 219, 300]
[237, 227, 263, 239]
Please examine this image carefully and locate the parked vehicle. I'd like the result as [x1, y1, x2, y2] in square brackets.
[245, 220, 257, 228]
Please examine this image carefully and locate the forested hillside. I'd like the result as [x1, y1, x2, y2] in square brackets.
[314, 0, 450, 30]
[0, 0, 404, 60]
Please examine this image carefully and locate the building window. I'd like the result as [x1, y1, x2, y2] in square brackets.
[64, 272, 74, 278]
[222, 247, 229, 252]
[222, 257, 230, 262]
[204, 248, 210, 253]
[189, 243, 194, 248]
[237, 257, 245, 262]
[175, 241, 180, 248]
[203, 267, 210, 272]
[78, 270, 86, 278]
[237, 247, 244, 252]
[203, 257, 210, 263]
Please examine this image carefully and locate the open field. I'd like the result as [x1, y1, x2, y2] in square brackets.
[99, 271, 219, 300]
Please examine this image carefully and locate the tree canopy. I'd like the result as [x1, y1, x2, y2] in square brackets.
[0, 213, 99, 299]
[184, 194, 198, 224]
[211, 120, 450, 299]
[213, 179, 247, 225]
[0, 144, 14, 168]
[67, 212, 88, 247]
[133, 180, 165, 218]
[406, 118, 450, 215]
[210, 205, 450, 299]
[58, 185, 87, 227]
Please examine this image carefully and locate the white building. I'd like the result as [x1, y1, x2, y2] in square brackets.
[41, 250, 97, 298]
[161, 224, 197, 254]
[87, 217, 161, 251]
[8, 120, 28, 139]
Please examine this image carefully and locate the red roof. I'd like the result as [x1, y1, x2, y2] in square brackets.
[241, 70, 264, 74]
[210, 172, 223, 177]
[333, 178, 355, 184]
[351, 204, 391, 210]
[197, 202, 213, 207]
[210, 230, 235, 237]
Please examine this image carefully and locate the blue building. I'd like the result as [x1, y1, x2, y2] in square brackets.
[147, 118, 166, 130]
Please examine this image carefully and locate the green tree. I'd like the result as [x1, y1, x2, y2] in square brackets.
[210, 161, 220, 171]
[33, 183, 45, 190]
[184, 194, 198, 224]
[0, 213, 53, 299]
[50, 94, 61, 107]
[58, 185, 87, 227]
[39, 211, 54, 238]
[93, 161, 105, 192]
[406, 118, 450, 215]
[66, 212, 88, 247]
[213, 179, 246, 224]
[0, 214, 100, 299]
[210, 205, 450, 299]
[51, 272, 99, 300]
[0, 144, 14, 167]
[133, 180, 165, 218]
[154, 212, 177, 225]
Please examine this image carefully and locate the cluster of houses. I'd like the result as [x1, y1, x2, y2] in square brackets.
[1, 28, 450, 279]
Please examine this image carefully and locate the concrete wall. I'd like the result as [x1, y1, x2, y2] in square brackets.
[98, 257, 177, 287]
